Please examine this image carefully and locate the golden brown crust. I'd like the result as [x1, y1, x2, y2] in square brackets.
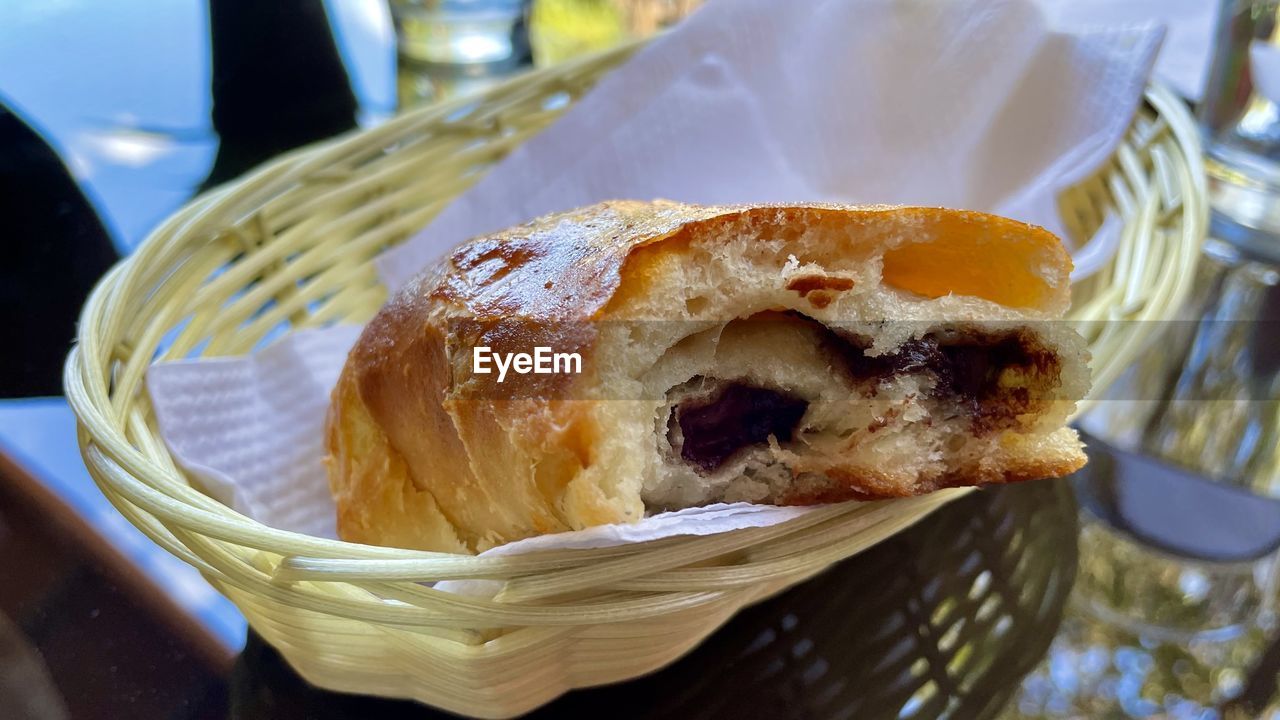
[424, 200, 1070, 322]
[326, 201, 1080, 553]
[780, 428, 1087, 504]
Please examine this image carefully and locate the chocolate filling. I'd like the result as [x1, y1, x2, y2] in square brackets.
[673, 382, 809, 473]
[666, 319, 1061, 474]
[829, 327, 1060, 433]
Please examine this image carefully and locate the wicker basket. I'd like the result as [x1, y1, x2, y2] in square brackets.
[228, 480, 1078, 719]
[66, 41, 1206, 719]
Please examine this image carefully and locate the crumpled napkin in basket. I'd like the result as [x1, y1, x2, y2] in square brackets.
[147, 0, 1162, 575]
[379, 0, 1162, 287]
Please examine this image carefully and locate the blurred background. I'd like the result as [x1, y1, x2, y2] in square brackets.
[1, 1, 1280, 719]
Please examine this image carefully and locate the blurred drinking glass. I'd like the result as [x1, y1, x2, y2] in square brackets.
[1093, 0, 1280, 499]
[1200, 0, 1280, 256]
[390, 0, 705, 108]
[391, 0, 532, 106]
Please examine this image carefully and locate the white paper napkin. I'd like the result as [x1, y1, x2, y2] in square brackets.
[148, 0, 1162, 573]
[148, 326, 362, 538]
[378, 0, 1162, 289]
[1034, 0, 1216, 102]
[436, 502, 817, 595]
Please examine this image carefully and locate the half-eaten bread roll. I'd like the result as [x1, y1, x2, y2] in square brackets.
[326, 201, 1088, 553]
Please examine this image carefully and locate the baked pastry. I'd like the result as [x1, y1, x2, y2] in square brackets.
[326, 201, 1088, 553]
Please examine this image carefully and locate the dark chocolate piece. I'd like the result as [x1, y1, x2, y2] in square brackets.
[667, 318, 1062, 474]
[810, 317, 1060, 434]
[674, 382, 809, 473]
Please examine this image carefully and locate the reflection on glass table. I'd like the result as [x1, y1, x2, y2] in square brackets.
[1002, 432, 1280, 720]
[0, 0, 396, 254]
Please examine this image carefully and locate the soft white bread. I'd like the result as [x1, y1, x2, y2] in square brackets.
[326, 202, 1089, 553]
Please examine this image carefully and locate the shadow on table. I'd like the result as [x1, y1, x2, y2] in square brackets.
[229, 480, 1078, 719]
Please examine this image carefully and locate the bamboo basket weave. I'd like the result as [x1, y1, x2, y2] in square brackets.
[66, 41, 1206, 719]
[229, 480, 1078, 718]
